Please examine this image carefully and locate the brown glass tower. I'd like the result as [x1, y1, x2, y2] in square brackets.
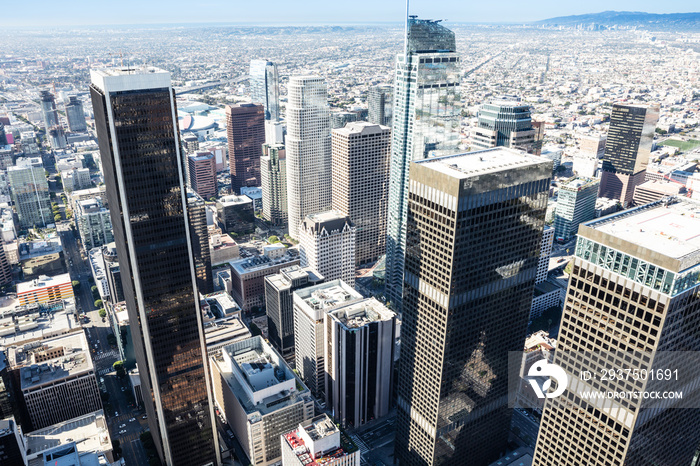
[226, 103, 265, 194]
[533, 198, 700, 466]
[598, 103, 659, 207]
[394, 148, 551, 466]
[90, 67, 219, 466]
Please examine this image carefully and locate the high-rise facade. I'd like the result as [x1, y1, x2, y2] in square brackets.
[226, 103, 265, 194]
[332, 122, 391, 266]
[8, 157, 52, 228]
[599, 103, 659, 207]
[261, 143, 287, 225]
[394, 148, 551, 466]
[325, 297, 395, 429]
[533, 198, 700, 466]
[265, 265, 324, 361]
[368, 84, 393, 127]
[298, 211, 356, 287]
[90, 67, 219, 466]
[385, 19, 461, 310]
[65, 96, 87, 132]
[472, 96, 537, 153]
[293, 280, 362, 398]
[187, 190, 213, 294]
[75, 197, 114, 250]
[188, 151, 217, 200]
[536, 225, 554, 285]
[249, 59, 280, 122]
[286, 76, 332, 239]
[39, 90, 59, 130]
[553, 177, 599, 242]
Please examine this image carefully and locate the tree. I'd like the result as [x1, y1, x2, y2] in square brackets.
[113, 360, 126, 377]
[268, 235, 279, 244]
[94, 299, 103, 309]
[249, 322, 262, 337]
[91, 285, 98, 295]
[98, 308, 107, 318]
[54, 214, 62, 222]
[71, 280, 81, 290]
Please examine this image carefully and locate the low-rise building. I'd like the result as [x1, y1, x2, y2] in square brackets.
[216, 195, 255, 234]
[240, 186, 263, 212]
[16, 332, 102, 431]
[281, 414, 360, 466]
[61, 168, 92, 192]
[17, 273, 73, 307]
[530, 281, 565, 320]
[229, 251, 300, 311]
[210, 231, 239, 265]
[632, 180, 682, 206]
[210, 337, 315, 466]
[18, 237, 64, 280]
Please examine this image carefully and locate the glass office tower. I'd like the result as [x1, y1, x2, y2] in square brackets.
[395, 148, 551, 466]
[385, 18, 462, 311]
[249, 59, 280, 121]
[90, 67, 219, 466]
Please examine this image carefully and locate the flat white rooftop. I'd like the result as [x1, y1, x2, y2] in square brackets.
[591, 199, 700, 263]
[416, 148, 549, 179]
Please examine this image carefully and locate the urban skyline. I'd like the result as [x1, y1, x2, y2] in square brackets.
[0, 3, 700, 466]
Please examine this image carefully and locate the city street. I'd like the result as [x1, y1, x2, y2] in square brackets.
[511, 409, 541, 447]
[58, 220, 148, 465]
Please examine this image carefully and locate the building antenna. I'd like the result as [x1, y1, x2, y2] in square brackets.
[404, 0, 410, 56]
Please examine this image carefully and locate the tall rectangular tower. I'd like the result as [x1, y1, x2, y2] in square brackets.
[226, 103, 265, 194]
[249, 59, 280, 122]
[533, 198, 700, 466]
[394, 148, 551, 466]
[385, 18, 462, 311]
[260, 143, 287, 226]
[8, 157, 52, 228]
[599, 103, 659, 207]
[332, 122, 391, 266]
[90, 67, 219, 466]
[368, 84, 393, 127]
[65, 96, 87, 132]
[553, 176, 599, 242]
[285, 76, 332, 239]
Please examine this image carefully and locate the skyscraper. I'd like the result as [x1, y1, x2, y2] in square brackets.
[325, 297, 396, 429]
[298, 211, 356, 287]
[265, 265, 324, 361]
[286, 76, 332, 239]
[553, 176, 599, 242]
[249, 59, 280, 121]
[39, 90, 59, 130]
[8, 157, 52, 228]
[90, 67, 219, 466]
[599, 103, 659, 207]
[472, 96, 537, 153]
[226, 103, 265, 194]
[385, 18, 462, 310]
[187, 151, 217, 200]
[332, 122, 391, 266]
[533, 197, 700, 466]
[65, 96, 87, 132]
[394, 148, 551, 466]
[368, 84, 393, 127]
[260, 143, 287, 226]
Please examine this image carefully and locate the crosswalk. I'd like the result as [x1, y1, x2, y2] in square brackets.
[98, 367, 112, 376]
[94, 349, 119, 362]
[349, 433, 371, 462]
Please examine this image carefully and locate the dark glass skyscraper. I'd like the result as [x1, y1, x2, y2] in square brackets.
[226, 103, 265, 194]
[90, 67, 219, 466]
[599, 103, 659, 207]
[249, 59, 280, 121]
[394, 148, 551, 466]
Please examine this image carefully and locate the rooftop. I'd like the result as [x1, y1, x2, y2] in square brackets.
[635, 180, 683, 195]
[302, 210, 353, 235]
[230, 252, 298, 275]
[329, 298, 395, 330]
[19, 332, 93, 390]
[266, 266, 324, 291]
[414, 148, 550, 179]
[0, 303, 79, 348]
[560, 176, 599, 191]
[219, 194, 252, 207]
[203, 316, 251, 354]
[333, 121, 390, 136]
[215, 337, 311, 417]
[283, 414, 355, 466]
[585, 198, 700, 267]
[17, 273, 72, 294]
[25, 410, 111, 464]
[295, 280, 362, 315]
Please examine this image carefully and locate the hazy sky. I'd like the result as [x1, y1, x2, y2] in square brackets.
[3, 1, 699, 27]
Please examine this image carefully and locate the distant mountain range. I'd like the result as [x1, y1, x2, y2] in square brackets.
[535, 11, 700, 30]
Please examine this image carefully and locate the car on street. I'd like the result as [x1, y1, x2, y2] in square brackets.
[119, 429, 126, 434]
[142, 415, 147, 419]
[115, 412, 119, 417]
[129, 418, 135, 422]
